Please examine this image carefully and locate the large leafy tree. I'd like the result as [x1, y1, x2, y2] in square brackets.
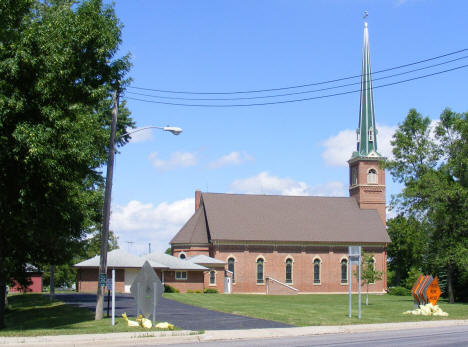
[386, 215, 428, 287]
[387, 108, 468, 303]
[0, 0, 132, 328]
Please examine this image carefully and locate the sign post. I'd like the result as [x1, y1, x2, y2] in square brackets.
[348, 246, 362, 319]
[111, 269, 115, 326]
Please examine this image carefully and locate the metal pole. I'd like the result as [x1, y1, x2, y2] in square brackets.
[358, 257, 362, 319]
[95, 89, 119, 320]
[348, 259, 352, 318]
[112, 269, 115, 326]
[153, 283, 157, 326]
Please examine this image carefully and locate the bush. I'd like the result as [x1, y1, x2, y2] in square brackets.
[164, 284, 179, 293]
[187, 290, 202, 293]
[204, 288, 218, 294]
[388, 286, 411, 296]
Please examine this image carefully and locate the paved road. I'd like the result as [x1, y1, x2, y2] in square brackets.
[153, 325, 468, 347]
[56, 293, 292, 331]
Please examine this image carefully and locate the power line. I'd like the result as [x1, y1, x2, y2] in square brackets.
[123, 63, 468, 107]
[127, 48, 468, 95]
[125, 55, 468, 101]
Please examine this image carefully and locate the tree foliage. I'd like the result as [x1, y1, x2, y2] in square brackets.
[354, 253, 382, 305]
[0, 0, 132, 328]
[386, 108, 468, 303]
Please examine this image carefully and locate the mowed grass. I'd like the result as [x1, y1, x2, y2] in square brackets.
[0, 294, 176, 336]
[165, 293, 468, 326]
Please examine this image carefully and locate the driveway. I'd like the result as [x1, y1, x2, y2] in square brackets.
[56, 293, 293, 331]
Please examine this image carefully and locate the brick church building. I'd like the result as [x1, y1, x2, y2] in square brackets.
[170, 20, 391, 294]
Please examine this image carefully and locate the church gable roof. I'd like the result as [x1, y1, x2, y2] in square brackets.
[198, 193, 390, 244]
[170, 204, 209, 244]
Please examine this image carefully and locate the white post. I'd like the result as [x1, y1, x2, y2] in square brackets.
[348, 259, 352, 318]
[358, 258, 361, 319]
[153, 283, 157, 326]
[111, 269, 115, 326]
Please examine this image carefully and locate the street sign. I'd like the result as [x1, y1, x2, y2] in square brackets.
[348, 245, 362, 319]
[98, 273, 107, 287]
[106, 278, 112, 291]
[410, 275, 441, 307]
[130, 261, 163, 322]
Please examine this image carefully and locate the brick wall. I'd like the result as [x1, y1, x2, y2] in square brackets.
[163, 270, 205, 293]
[349, 159, 386, 226]
[213, 245, 387, 294]
[76, 268, 125, 293]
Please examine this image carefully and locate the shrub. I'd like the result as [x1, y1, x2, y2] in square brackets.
[187, 290, 202, 294]
[164, 284, 179, 293]
[388, 286, 411, 296]
[204, 288, 218, 294]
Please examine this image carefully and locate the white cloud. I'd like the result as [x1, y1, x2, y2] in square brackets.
[127, 127, 154, 143]
[148, 151, 197, 170]
[110, 198, 194, 255]
[230, 171, 346, 197]
[321, 124, 397, 167]
[209, 151, 254, 169]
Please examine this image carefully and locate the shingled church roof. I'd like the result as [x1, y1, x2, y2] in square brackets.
[171, 193, 390, 245]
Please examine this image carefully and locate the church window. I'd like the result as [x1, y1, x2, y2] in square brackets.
[209, 270, 216, 285]
[351, 167, 358, 186]
[178, 252, 186, 260]
[285, 258, 293, 284]
[341, 259, 348, 284]
[314, 259, 321, 284]
[228, 258, 235, 283]
[368, 127, 374, 142]
[257, 258, 264, 284]
[367, 168, 378, 184]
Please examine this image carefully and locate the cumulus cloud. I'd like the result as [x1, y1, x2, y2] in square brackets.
[209, 151, 254, 169]
[230, 171, 346, 197]
[321, 124, 397, 167]
[110, 198, 194, 255]
[148, 151, 197, 170]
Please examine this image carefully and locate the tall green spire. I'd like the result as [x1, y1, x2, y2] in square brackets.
[352, 20, 381, 158]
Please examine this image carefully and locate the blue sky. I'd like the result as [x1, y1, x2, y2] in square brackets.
[105, 0, 468, 255]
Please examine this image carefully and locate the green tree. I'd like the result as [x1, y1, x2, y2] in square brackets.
[386, 108, 468, 303]
[0, 0, 132, 328]
[354, 253, 383, 305]
[165, 248, 172, 255]
[386, 215, 428, 286]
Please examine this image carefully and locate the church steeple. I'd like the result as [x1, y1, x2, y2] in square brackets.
[348, 15, 386, 227]
[352, 19, 380, 158]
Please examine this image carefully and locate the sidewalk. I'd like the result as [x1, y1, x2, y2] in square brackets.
[1, 319, 467, 346]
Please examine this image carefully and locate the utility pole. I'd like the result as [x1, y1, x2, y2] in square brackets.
[95, 88, 119, 320]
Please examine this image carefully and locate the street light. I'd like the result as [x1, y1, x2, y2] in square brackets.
[122, 125, 183, 137]
[95, 89, 182, 320]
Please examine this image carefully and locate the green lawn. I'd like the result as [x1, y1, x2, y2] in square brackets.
[0, 294, 177, 336]
[166, 293, 468, 327]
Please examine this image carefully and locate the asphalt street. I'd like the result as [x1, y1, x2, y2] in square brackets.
[152, 325, 468, 347]
[56, 293, 293, 331]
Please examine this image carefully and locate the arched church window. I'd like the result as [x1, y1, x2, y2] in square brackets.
[369, 258, 376, 284]
[351, 167, 358, 186]
[313, 259, 321, 284]
[341, 259, 348, 284]
[367, 168, 378, 184]
[228, 257, 235, 283]
[257, 258, 264, 284]
[285, 258, 293, 284]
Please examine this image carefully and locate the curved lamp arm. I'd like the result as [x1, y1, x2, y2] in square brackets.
[122, 125, 182, 137]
